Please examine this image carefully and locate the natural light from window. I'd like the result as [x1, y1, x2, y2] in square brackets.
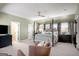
[60, 22, 69, 35]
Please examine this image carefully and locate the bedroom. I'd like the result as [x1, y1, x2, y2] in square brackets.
[0, 3, 79, 56]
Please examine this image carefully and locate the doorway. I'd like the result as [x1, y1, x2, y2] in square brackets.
[11, 21, 20, 42]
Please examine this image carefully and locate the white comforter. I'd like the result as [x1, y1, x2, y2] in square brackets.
[35, 32, 58, 44]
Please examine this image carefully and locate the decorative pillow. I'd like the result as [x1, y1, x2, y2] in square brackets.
[37, 41, 45, 46]
[44, 42, 50, 47]
[44, 39, 50, 47]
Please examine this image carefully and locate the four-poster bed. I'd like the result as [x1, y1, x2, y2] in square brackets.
[33, 19, 58, 46]
[33, 14, 77, 47]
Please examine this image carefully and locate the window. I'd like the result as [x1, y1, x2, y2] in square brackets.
[60, 22, 69, 35]
[53, 24, 57, 31]
[53, 24, 58, 35]
[45, 24, 50, 30]
[39, 24, 44, 32]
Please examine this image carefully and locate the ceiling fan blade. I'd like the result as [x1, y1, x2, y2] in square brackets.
[37, 11, 45, 17]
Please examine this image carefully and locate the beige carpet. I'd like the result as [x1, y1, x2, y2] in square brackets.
[50, 43, 79, 56]
[0, 40, 79, 56]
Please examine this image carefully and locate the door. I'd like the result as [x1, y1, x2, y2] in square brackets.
[11, 21, 20, 42]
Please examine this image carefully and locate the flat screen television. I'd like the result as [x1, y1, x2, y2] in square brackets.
[0, 25, 8, 34]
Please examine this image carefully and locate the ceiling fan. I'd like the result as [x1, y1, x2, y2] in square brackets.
[37, 11, 45, 17]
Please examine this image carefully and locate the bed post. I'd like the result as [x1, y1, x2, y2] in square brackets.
[52, 19, 54, 46]
[75, 20, 77, 48]
[44, 24, 45, 31]
[33, 21, 35, 42]
[72, 20, 77, 48]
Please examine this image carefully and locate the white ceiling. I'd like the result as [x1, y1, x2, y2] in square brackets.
[0, 3, 79, 20]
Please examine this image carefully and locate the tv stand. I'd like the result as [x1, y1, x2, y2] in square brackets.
[0, 34, 12, 48]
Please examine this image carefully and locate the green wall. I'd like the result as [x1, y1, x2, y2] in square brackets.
[0, 12, 32, 40]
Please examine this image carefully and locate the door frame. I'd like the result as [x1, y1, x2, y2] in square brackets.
[11, 21, 20, 42]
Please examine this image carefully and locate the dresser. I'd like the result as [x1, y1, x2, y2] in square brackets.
[0, 34, 12, 48]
